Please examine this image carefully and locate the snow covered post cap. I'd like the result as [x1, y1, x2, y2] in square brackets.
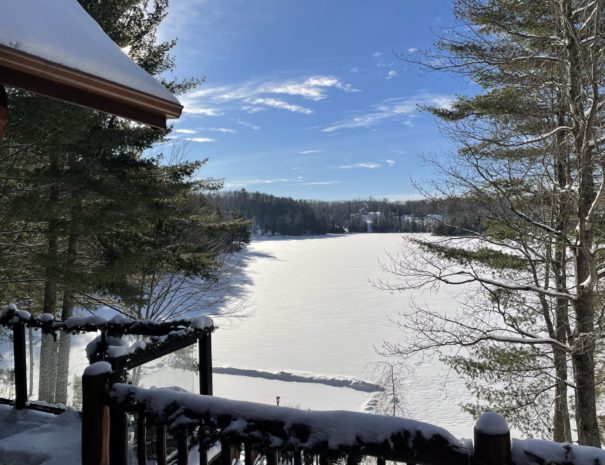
[474, 412, 511, 465]
[82, 362, 112, 465]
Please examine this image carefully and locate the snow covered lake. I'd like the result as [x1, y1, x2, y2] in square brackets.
[1, 233, 476, 439]
[143, 233, 476, 437]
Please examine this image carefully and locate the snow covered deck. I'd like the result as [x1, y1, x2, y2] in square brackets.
[0, 0, 182, 128]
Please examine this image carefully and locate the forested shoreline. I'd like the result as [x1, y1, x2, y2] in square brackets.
[210, 190, 483, 236]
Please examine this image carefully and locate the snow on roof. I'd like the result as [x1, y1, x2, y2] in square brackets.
[0, 0, 180, 105]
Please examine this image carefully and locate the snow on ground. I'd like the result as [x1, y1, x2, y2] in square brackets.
[1, 233, 477, 451]
[212, 367, 384, 393]
[0, 405, 80, 465]
[207, 234, 476, 437]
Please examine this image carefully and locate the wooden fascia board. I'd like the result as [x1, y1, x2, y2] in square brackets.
[0, 45, 183, 128]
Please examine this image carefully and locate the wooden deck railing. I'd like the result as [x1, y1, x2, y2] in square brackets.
[82, 369, 605, 465]
[83, 363, 471, 465]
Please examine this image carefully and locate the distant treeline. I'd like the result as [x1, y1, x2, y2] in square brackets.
[209, 190, 484, 237]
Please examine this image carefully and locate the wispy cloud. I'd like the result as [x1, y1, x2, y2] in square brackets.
[299, 149, 325, 155]
[349, 67, 360, 73]
[384, 159, 396, 166]
[408, 47, 419, 54]
[236, 119, 260, 130]
[304, 181, 342, 186]
[224, 178, 291, 188]
[208, 127, 236, 133]
[184, 75, 357, 115]
[174, 128, 196, 134]
[181, 106, 222, 117]
[247, 98, 313, 115]
[373, 52, 382, 58]
[338, 162, 381, 169]
[186, 137, 215, 143]
[262, 76, 357, 101]
[386, 70, 399, 79]
[322, 93, 454, 133]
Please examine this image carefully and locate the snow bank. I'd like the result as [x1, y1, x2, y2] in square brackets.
[0, 405, 80, 465]
[214, 367, 383, 393]
[512, 439, 605, 465]
[112, 384, 467, 463]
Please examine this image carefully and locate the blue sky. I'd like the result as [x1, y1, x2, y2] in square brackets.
[159, 0, 469, 201]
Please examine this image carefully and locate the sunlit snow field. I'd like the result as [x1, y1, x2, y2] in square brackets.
[145, 233, 476, 437]
[1, 233, 477, 439]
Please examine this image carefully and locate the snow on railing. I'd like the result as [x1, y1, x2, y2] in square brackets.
[0, 304, 214, 411]
[111, 383, 467, 464]
[0, 304, 214, 336]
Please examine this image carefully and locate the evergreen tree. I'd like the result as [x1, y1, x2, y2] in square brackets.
[382, 0, 605, 445]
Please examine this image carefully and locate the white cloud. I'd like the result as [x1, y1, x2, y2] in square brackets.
[322, 93, 454, 133]
[236, 119, 260, 130]
[408, 47, 419, 54]
[174, 128, 196, 134]
[349, 67, 360, 73]
[384, 159, 396, 166]
[299, 149, 325, 155]
[224, 178, 291, 188]
[386, 70, 399, 79]
[248, 98, 313, 115]
[182, 106, 221, 117]
[373, 52, 382, 58]
[338, 162, 381, 169]
[184, 75, 357, 115]
[262, 76, 357, 101]
[186, 137, 215, 143]
[304, 181, 342, 186]
[209, 127, 236, 133]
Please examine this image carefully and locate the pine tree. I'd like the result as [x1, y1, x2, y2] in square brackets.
[382, 0, 605, 445]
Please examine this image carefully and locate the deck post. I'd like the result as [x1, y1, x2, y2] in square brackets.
[12, 323, 27, 409]
[199, 332, 213, 465]
[82, 363, 111, 465]
[473, 412, 511, 465]
[199, 332, 213, 395]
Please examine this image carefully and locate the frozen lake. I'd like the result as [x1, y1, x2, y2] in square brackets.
[2, 233, 476, 439]
[146, 233, 475, 438]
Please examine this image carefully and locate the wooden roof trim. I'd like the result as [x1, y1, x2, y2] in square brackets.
[0, 45, 183, 128]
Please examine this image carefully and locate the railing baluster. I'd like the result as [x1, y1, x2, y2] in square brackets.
[12, 323, 27, 409]
[244, 442, 253, 465]
[293, 449, 303, 465]
[221, 440, 232, 465]
[346, 453, 360, 465]
[199, 427, 209, 465]
[137, 413, 147, 465]
[266, 450, 279, 465]
[177, 429, 189, 465]
[109, 407, 128, 465]
[157, 424, 167, 465]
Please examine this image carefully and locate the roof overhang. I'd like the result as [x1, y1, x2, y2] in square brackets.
[0, 45, 183, 129]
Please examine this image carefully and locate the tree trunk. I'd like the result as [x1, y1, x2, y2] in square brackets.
[38, 217, 59, 403]
[558, 0, 601, 446]
[54, 217, 78, 404]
